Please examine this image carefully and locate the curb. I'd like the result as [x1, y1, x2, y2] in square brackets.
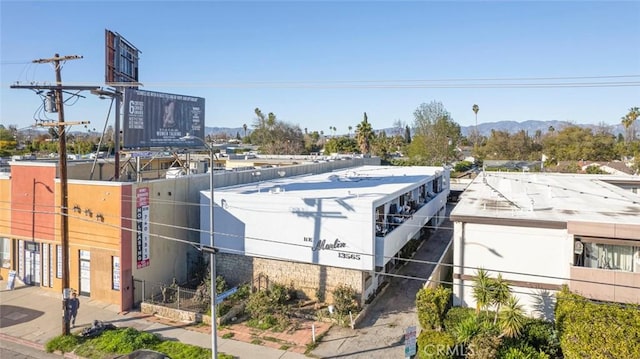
[0, 332, 45, 351]
[0, 332, 86, 359]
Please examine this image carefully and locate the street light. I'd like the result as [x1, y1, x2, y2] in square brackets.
[180, 133, 217, 359]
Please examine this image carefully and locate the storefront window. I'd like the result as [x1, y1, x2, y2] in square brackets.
[0, 237, 10, 268]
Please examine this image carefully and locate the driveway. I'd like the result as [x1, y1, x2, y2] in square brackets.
[311, 204, 453, 358]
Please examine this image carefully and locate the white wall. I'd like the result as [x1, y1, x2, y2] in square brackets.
[453, 222, 571, 319]
[205, 191, 374, 271]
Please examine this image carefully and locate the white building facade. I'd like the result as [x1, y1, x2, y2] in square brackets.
[451, 172, 640, 320]
[200, 165, 450, 303]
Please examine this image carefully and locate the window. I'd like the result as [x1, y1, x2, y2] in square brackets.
[0, 237, 10, 268]
[579, 242, 637, 272]
[56, 245, 62, 278]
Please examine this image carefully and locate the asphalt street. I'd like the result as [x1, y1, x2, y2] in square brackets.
[0, 339, 62, 359]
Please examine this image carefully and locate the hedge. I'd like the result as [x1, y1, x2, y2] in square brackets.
[555, 286, 640, 359]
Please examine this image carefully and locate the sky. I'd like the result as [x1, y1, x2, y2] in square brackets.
[1, 0, 639, 135]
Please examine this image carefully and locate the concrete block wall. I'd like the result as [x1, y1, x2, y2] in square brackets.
[216, 252, 363, 304]
[216, 253, 254, 286]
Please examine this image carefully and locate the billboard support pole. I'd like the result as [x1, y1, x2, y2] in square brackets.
[114, 90, 121, 180]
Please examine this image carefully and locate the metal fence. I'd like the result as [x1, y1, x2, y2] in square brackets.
[133, 278, 208, 313]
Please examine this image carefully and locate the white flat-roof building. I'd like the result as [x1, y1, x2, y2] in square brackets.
[200, 165, 450, 302]
[451, 172, 640, 319]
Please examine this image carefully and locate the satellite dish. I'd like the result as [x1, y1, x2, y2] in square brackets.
[574, 241, 584, 255]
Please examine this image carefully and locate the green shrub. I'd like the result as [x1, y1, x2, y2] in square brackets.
[416, 330, 456, 359]
[269, 282, 294, 304]
[454, 161, 473, 172]
[468, 331, 501, 359]
[499, 345, 549, 359]
[416, 285, 451, 331]
[246, 289, 275, 320]
[45, 334, 80, 353]
[47, 326, 231, 359]
[452, 315, 482, 345]
[555, 286, 640, 359]
[154, 340, 213, 359]
[331, 284, 359, 315]
[444, 306, 476, 331]
[217, 301, 233, 317]
[216, 275, 226, 294]
[95, 328, 161, 354]
[229, 283, 251, 300]
[247, 314, 278, 330]
[520, 319, 561, 358]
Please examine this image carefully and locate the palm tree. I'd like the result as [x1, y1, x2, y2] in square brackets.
[622, 107, 640, 142]
[243, 123, 247, 138]
[472, 104, 479, 150]
[622, 114, 633, 142]
[472, 268, 491, 315]
[499, 296, 525, 338]
[355, 112, 373, 155]
[489, 274, 511, 324]
[348, 125, 353, 137]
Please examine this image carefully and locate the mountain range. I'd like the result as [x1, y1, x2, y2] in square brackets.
[206, 120, 626, 138]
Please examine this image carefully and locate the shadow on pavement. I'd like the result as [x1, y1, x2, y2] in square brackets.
[0, 305, 44, 328]
[321, 340, 404, 358]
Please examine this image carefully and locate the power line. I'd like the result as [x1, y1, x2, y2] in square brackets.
[3, 206, 640, 293]
[3, 78, 640, 90]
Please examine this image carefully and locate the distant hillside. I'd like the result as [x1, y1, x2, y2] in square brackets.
[206, 127, 248, 137]
[460, 120, 625, 137]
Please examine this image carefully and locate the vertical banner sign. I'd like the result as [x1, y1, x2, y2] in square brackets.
[136, 187, 150, 268]
[405, 326, 417, 358]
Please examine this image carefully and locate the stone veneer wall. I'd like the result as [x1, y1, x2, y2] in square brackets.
[217, 252, 364, 304]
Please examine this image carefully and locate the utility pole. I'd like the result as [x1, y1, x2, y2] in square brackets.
[11, 54, 95, 336]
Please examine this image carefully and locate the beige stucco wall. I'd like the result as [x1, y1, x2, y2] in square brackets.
[129, 175, 208, 286]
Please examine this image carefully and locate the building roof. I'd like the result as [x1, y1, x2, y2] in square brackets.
[214, 165, 447, 204]
[450, 172, 640, 225]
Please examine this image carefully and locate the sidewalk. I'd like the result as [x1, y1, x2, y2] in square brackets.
[0, 282, 306, 359]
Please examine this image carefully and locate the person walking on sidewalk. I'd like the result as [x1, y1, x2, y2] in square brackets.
[68, 292, 80, 328]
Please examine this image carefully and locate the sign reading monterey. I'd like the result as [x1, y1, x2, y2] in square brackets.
[123, 89, 205, 148]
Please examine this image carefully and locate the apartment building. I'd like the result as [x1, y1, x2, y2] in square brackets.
[203, 165, 450, 303]
[451, 172, 640, 319]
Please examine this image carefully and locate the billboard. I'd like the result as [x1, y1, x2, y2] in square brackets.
[105, 29, 140, 86]
[123, 89, 205, 148]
